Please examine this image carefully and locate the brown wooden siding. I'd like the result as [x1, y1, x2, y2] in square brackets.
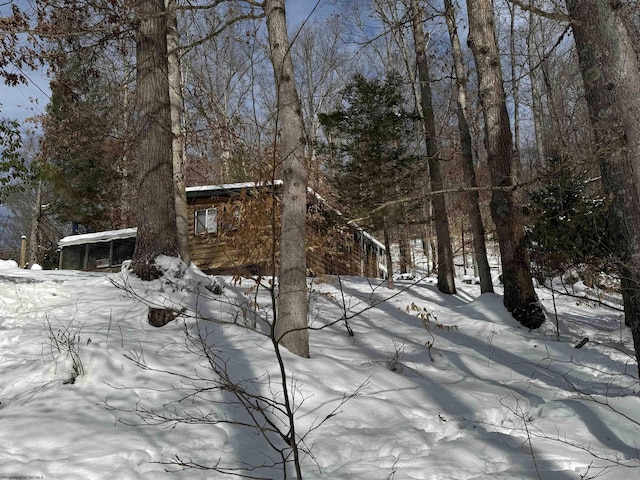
[187, 191, 384, 278]
[58, 189, 384, 277]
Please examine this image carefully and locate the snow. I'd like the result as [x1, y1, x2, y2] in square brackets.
[0, 258, 638, 479]
[185, 180, 284, 197]
[58, 228, 138, 247]
[0, 259, 18, 270]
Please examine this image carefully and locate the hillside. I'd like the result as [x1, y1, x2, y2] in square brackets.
[0, 259, 638, 479]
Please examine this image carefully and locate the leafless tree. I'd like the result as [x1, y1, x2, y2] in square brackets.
[292, 16, 349, 190]
[466, 0, 545, 329]
[409, 0, 456, 294]
[565, 0, 640, 377]
[130, 0, 179, 280]
[264, 0, 310, 358]
[167, 0, 190, 265]
[443, 0, 493, 293]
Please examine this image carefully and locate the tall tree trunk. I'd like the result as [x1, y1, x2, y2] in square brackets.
[28, 181, 42, 266]
[167, 0, 190, 265]
[565, 0, 640, 376]
[119, 75, 135, 227]
[131, 0, 178, 280]
[399, 228, 412, 275]
[383, 225, 395, 289]
[264, 0, 310, 358]
[527, 4, 546, 169]
[507, 2, 521, 163]
[466, 0, 544, 329]
[410, 0, 456, 294]
[444, 0, 493, 293]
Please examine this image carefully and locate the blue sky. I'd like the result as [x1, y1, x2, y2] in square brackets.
[1, 66, 49, 124]
[0, 0, 330, 125]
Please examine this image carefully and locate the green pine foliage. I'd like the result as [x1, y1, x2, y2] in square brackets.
[525, 156, 613, 277]
[41, 54, 126, 230]
[318, 72, 420, 230]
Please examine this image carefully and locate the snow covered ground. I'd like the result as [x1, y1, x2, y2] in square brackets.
[0, 258, 638, 479]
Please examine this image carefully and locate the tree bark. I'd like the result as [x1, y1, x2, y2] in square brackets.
[565, 0, 640, 376]
[526, 4, 546, 169]
[444, 0, 493, 293]
[383, 225, 395, 289]
[466, 0, 544, 329]
[507, 1, 521, 163]
[399, 229, 412, 275]
[410, 0, 456, 294]
[131, 0, 178, 280]
[28, 181, 42, 266]
[167, 0, 190, 265]
[264, 0, 310, 358]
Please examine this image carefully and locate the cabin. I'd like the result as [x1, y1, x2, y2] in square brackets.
[58, 182, 386, 278]
[58, 228, 137, 271]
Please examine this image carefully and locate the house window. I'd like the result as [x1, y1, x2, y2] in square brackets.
[87, 242, 111, 269]
[61, 244, 86, 270]
[195, 208, 218, 234]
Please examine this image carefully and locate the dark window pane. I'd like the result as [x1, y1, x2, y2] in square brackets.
[87, 242, 111, 269]
[113, 238, 136, 266]
[195, 208, 217, 234]
[61, 245, 86, 270]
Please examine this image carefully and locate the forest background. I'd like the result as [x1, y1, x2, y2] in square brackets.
[0, 0, 640, 364]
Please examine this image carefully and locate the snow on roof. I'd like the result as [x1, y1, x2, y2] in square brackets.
[307, 189, 386, 251]
[57, 182, 384, 251]
[59, 228, 138, 247]
[186, 181, 283, 196]
[358, 228, 386, 251]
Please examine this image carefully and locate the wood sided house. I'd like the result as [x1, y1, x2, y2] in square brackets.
[58, 182, 386, 278]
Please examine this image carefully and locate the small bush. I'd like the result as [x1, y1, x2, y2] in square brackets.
[44, 315, 86, 384]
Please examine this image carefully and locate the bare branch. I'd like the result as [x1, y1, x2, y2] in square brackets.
[345, 180, 537, 227]
[505, 0, 569, 22]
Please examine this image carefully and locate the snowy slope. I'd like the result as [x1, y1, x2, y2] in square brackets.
[0, 259, 638, 479]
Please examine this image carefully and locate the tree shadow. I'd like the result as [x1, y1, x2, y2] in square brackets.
[304, 276, 639, 477]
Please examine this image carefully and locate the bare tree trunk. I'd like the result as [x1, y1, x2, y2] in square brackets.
[167, 0, 190, 265]
[527, 4, 546, 169]
[28, 181, 42, 266]
[118, 52, 140, 229]
[461, 222, 467, 276]
[399, 229, 412, 275]
[383, 225, 395, 289]
[466, 0, 544, 329]
[507, 1, 521, 163]
[565, 0, 640, 376]
[430, 239, 437, 275]
[264, 0, 310, 358]
[410, 0, 456, 294]
[131, 0, 178, 280]
[444, 0, 493, 293]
